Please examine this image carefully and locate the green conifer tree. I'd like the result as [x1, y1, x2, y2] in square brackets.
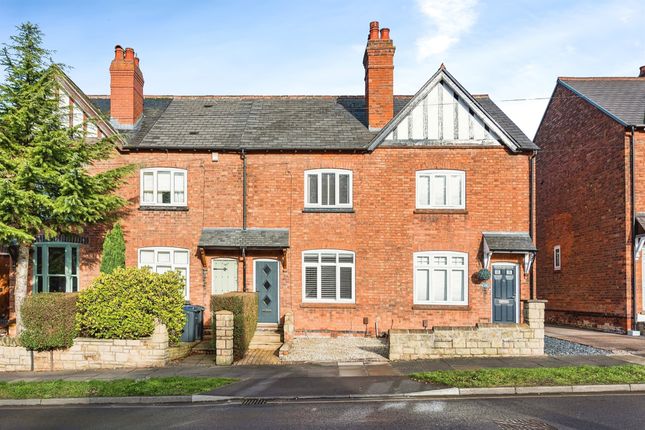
[0, 23, 133, 333]
[100, 223, 126, 274]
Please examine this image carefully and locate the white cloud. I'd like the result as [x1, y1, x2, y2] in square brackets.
[416, 0, 479, 60]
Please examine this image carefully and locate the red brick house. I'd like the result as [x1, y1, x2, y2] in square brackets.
[535, 67, 645, 334]
[3, 22, 538, 337]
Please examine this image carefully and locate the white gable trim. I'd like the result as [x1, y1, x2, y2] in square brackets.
[368, 66, 520, 152]
[55, 69, 124, 145]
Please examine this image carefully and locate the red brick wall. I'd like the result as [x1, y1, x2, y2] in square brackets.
[76, 144, 532, 333]
[535, 83, 632, 332]
[632, 128, 645, 322]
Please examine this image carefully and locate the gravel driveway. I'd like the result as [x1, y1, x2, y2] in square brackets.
[281, 336, 389, 363]
[544, 336, 610, 356]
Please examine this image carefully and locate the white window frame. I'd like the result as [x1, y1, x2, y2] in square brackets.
[416, 170, 466, 209]
[413, 251, 468, 305]
[140, 168, 187, 207]
[553, 245, 561, 271]
[138, 247, 190, 300]
[304, 169, 353, 209]
[302, 250, 355, 303]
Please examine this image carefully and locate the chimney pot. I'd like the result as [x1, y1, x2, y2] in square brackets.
[364, 21, 395, 130]
[369, 21, 380, 40]
[639, 65, 645, 78]
[110, 44, 144, 129]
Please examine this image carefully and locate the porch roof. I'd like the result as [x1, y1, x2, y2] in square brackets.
[482, 232, 536, 253]
[198, 228, 289, 250]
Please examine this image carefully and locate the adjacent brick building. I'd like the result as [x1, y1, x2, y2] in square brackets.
[535, 68, 645, 333]
[2, 22, 538, 336]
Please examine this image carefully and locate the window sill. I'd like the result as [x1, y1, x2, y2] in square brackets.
[139, 205, 189, 212]
[412, 304, 470, 311]
[300, 302, 357, 309]
[414, 209, 468, 214]
[302, 208, 355, 213]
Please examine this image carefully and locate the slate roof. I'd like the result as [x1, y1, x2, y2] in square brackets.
[473, 95, 537, 150]
[482, 232, 537, 252]
[88, 93, 534, 152]
[198, 228, 289, 249]
[559, 78, 645, 127]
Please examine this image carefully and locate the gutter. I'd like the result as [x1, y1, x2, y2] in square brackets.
[629, 126, 638, 333]
[241, 149, 248, 293]
[529, 150, 537, 299]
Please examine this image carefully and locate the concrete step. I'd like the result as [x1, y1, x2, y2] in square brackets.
[191, 340, 215, 355]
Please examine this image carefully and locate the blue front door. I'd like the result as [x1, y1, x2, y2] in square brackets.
[492, 265, 517, 323]
[255, 260, 279, 323]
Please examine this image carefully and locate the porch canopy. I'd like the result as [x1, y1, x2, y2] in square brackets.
[482, 232, 536, 273]
[198, 228, 289, 251]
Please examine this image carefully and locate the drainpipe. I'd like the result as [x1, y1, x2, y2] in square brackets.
[529, 150, 537, 300]
[630, 126, 637, 332]
[241, 149, 248, 292]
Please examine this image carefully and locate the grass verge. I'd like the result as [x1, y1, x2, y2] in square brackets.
[0, 377, 237, 399]
[411, 365, 645, 388]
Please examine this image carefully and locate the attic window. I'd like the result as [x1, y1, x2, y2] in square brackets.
[188, 131, 199, 135]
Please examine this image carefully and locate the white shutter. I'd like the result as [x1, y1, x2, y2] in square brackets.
[339, 267, 352, 299]
[320, 265, 336, 299]
[305, 266, 318, 298]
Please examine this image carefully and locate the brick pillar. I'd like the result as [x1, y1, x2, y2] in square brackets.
[215, 310, 234, 366]
[523, 300, 547, 355]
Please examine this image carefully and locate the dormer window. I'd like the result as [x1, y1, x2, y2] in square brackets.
[140, 168, 187, 207]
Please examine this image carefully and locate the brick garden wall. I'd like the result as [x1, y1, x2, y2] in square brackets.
[535, 83, 633, 332]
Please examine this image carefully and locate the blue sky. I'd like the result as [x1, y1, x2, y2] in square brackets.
[2, 0, 644, 137]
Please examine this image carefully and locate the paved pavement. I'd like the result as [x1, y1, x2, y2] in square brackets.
[546, 325, 645, 354]
[2, 393, 644, 429]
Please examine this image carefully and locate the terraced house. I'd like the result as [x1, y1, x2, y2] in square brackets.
[1, 22, 538, 338]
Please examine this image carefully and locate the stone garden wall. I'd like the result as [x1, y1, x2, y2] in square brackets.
[389, 300, 545, 360]
[0, 323, 169, 372]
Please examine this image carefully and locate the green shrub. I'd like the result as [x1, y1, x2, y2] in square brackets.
[20, 293, 78, 351]
[76, 267, 185, 343]
[212, 293, 258, 360]
[100, 223, 126, 274]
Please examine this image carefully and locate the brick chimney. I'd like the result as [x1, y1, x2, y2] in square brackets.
[363, 21, 395, 130]
[639, 65, 645, 78]
[109, 45, 144, 129]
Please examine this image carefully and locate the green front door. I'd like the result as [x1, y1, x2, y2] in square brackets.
[255, 260, 279, 323]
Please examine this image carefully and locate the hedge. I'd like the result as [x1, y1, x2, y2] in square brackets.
[100, 223, 126, 274]
[76, 267, 185, 343]
[20, 293, 78, 351]
[212, 293, 258, 360]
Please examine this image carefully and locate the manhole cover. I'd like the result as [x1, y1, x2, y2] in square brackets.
[494, 418, 558, 430]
